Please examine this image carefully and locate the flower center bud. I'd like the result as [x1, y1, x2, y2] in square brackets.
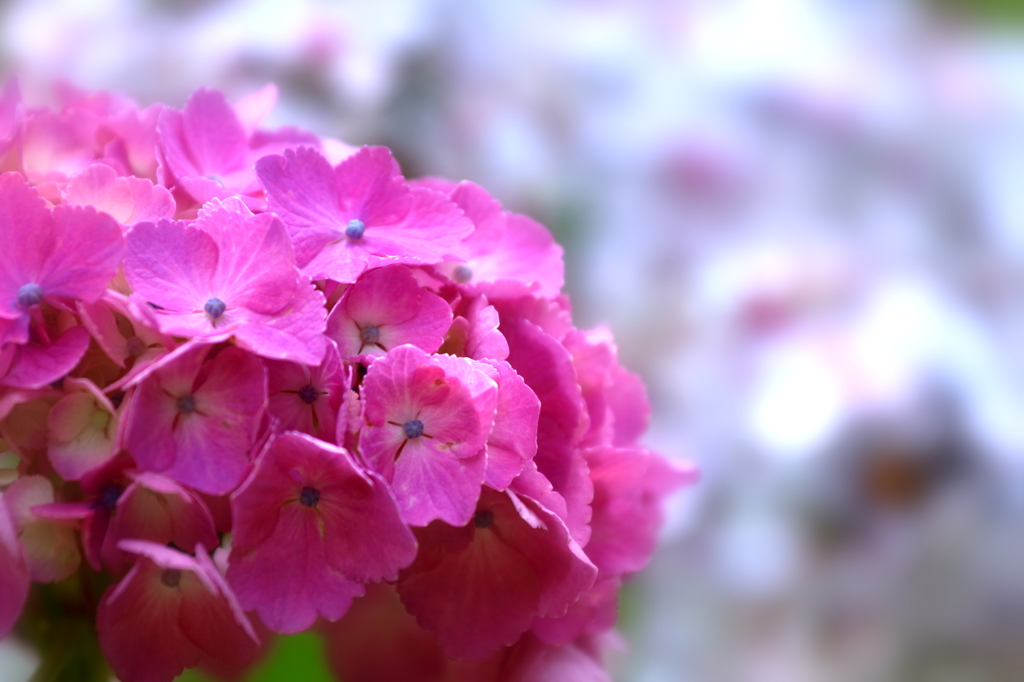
[204, 297, 226, 319]
[298, 385, 319, 405]
[161, 569, 182, 587]
[345, 219, 365, 240]
[453, 265, 473, 284]
[90, 410, 110, 431]
[17, 283, 43, 308]
[473, 509, 494, 529]
[125, 336, 146, 357]
[360, 325, 380, 345]
[300, 486, 320, 508]
[177, 395, 196, 414]
[403, 420, 425, 439]
[98, 482, 125, 510]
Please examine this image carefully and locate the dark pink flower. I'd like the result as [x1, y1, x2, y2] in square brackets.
[265, 341, 346, 442]
[326, 264, 452, 360]
[479, 359, 540, 490]
[582, 445, 696, 576]
[100, 471, 219, 575]
[255, 146, 473, 282]
[122, 344, 267, 495]
[563, 328, 651, 449]
[0, 497, 29, 638]
[97, 540, 259, 682]
[124, 200, 326, 365]
[360, 345, 498, 526]
[227, 432, 417, 634]
[396, 489, 596, 661]
[0, 172, 123, 346]
[439, 288, 509, 361]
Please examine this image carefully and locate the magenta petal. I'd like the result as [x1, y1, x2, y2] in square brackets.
[181, 88, 247, 176]
[102, 472, 219, 575]
[361, 346, 497, 526]
[231, 279, 327, 365]
[64, 163, 175, 226]
[480, 359, 540, 490]
[125, 219, 219, 312]
[0, 500, 29, 639]
[36, 204, 123, 301]
[0, 173, 50, 312]
[228, 433, 416, 634]
[98, 541, 258, 682]
[255, 146, 346, 267]
[583, 446, 696, 576]
[193, 203, 298, 314]
[396, 489, 597, 661]
[500, 317, 586, 494]
[327, 264, 452, 358]
[124, 345, 266, 494]
[2, 325, 91, 389]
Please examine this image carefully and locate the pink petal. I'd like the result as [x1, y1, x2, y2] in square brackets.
[480, 359, 540, 490]
[2, 325, 91, 389]
[125, 219, 218, 312]
[396, 489, 596, 661]
[228, 432, 417, 633]
[0, 500, 29, 638]
[4, 475, 81, 582]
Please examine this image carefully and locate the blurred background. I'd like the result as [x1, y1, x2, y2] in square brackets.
[3, 0, 1024, 680]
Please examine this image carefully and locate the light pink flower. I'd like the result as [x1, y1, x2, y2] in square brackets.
[423, 181, 564, 298]
[46, 376, 121, 480]
[124, 200, 326, 365]
[0, 172, 123, 346]
[64, 163, 175, 228]
[3, 475, 80, 582]
[0, 497, 29, 638]
[360, 345, 498, 526]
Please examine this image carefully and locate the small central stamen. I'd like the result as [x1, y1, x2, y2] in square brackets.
[98, 482, 125, 510]
[345, 219, 365, 240]
[17, 283, 43, 308]
[177, 395, 196, 413]
[125, 336, 146, 357]
[161, 569, 182, 587]
[298, 385, 319, 405]
[204, 297, 226, 319]
[300, 486, 320, 508]
[473, 509, 494, 529]
[360, 325, 380, 344]
[453, 265, 473, 284]
[403, 420, 425, 439]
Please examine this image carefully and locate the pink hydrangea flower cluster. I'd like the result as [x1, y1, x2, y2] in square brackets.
[0, 79, 696, 682]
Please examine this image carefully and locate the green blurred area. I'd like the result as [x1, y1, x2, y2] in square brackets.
[176, 631, 334, 682]
[930, 0, 1024, 25]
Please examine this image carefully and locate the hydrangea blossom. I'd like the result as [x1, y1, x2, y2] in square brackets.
[0, 79, 694, 682]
